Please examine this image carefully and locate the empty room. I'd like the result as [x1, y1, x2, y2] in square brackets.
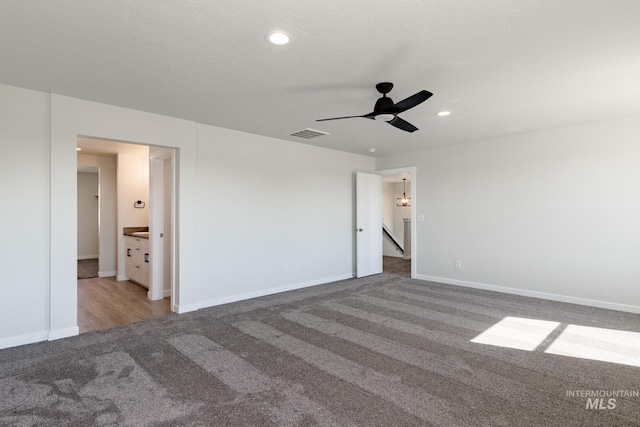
[1, 1, 639, 425]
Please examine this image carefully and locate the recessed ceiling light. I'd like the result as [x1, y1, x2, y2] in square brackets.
[267, 31, 290, 45]
[368, 148, 376, 153]
[436, 111, 451, 117]
[77, 147, 82, 151]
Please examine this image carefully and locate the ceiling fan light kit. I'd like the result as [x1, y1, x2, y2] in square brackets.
[374, 113, 395, 122]
[316, 82, 433, 132]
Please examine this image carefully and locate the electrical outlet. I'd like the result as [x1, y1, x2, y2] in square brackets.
[455, 260, 462, 269]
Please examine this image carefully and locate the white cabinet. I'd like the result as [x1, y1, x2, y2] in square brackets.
[124, 236, 150, 288]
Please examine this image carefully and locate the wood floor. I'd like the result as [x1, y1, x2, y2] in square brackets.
[77, 277, 173, 334]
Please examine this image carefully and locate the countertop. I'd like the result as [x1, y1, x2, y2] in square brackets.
[123, 227, 149, 239]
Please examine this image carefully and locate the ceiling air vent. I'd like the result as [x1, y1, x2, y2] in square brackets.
[289, 128, 330, 139]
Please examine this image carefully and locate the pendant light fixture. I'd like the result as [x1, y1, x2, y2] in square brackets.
[396, 178, 411, 206]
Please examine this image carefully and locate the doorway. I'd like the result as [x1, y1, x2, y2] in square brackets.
[77, 165, 99, 279]
[378, 167, 416, 278]
[76, 137, 176, 333]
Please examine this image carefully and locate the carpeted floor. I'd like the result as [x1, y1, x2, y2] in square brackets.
[383, 255, 411, 276]
[2, 273, 640, 426]
[77, 258, 99, 279]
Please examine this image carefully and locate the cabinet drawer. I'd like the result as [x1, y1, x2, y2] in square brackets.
[125, 235, 149, 249]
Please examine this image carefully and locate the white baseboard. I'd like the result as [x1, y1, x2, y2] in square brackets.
[415, 274, 640, 315]
[99, 270, 116, 278]
[163, 289, 171, 297]
[116, 275, 129, 281]
[0, 331, 48, 350]
[175, 273, 354, 314]
[48, 326, 79, 341]
[77, 254, 98, 260]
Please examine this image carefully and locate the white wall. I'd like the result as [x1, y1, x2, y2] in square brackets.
[189, 124, 373, 310]
[77, 172, 99, 259]
[376, 115, 640, 313]
[117, 152, 149, 229]
[382, 182, 401, 257]
[382, 182, 395, 228]
[116, 151, 149, 279]
[0, 84, 50, 348]
[98, 156, 117, 277]
[0, 84, 374, 349]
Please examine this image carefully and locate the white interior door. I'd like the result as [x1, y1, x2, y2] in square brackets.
[356, 172, 382, 278]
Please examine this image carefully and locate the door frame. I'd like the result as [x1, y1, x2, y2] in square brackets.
[149, 148, 177, 309]
[376, 166, 417, 278]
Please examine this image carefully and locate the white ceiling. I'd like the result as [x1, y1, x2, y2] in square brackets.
[2, 1, 639, 157]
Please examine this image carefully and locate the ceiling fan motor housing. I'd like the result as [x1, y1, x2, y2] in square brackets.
[374, 96, 394, 112]
[374, 82, 395, 112]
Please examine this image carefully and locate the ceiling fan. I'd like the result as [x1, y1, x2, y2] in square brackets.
[316, 82, 433, 133]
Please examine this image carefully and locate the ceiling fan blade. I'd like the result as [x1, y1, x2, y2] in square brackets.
[390, 90, 433, 113]
[316, 115, 365, 122]
[388, 116, 418, 132]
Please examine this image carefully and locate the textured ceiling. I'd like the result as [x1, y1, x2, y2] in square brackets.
[1, 1, 639, 157]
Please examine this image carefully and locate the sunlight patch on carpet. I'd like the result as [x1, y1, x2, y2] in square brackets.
[545, 324, 640, 368]
[470, 316, 560, 351]
[472, 316, 640, 368]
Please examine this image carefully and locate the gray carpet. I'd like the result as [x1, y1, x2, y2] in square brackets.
[78, 258, 99, 279]
[2, 273, 640, 426]
[383, 255, 411, 276]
